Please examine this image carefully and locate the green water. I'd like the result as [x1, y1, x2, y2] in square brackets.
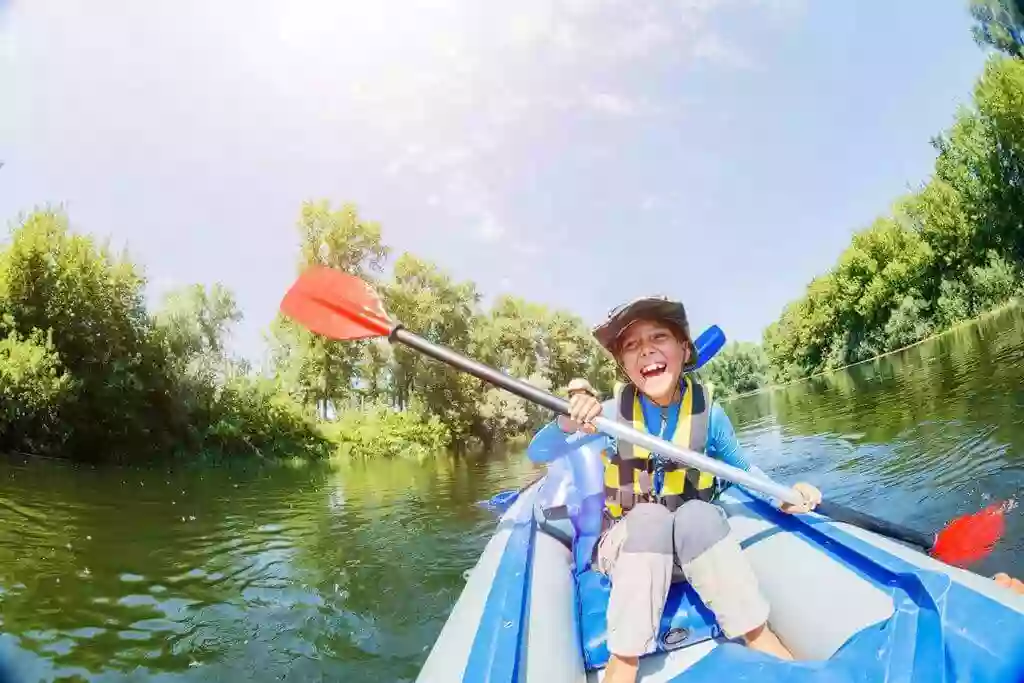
[1, 306, 1023, 682]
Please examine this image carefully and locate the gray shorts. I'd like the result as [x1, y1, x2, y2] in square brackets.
[596, 501, 770, 656]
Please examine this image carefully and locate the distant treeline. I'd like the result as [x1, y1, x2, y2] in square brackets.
[0, 204, 618, 461]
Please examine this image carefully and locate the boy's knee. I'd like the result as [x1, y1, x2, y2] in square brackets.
[673, 500, 730, 565]
[621, 503, 674, 555]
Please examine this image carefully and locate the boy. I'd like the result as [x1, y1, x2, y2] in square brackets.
[528, 296, 822, 683]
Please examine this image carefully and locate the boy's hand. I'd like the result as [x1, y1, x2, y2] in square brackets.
[780, 482, 822, 514]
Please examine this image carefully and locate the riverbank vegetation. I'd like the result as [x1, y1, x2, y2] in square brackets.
[0, 211, 329, 461]
[0, 203, 616, 461]
[757, 6, 1024, 385]
[267, 201, 617, 457]
[699, 342, 770, 399]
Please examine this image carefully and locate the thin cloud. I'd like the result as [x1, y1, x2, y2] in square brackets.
[583, 92, 638, 117]
[512, 241, 541, 256]
[477, 213, 506, 242]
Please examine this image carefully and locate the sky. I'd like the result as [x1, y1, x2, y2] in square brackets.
[0, 0, 991, 363]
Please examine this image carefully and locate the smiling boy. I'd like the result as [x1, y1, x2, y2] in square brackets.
[528, 296, 822, 683]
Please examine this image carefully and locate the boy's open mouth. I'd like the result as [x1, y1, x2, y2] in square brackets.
[640, 362, 667, 379]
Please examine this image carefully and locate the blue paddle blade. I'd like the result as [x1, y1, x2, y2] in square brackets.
[477, 489, 520, 515]
[694, 324, 726, 370]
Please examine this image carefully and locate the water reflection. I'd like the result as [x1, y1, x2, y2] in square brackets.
[725, 304, 1024, 578]
[0, 451, 538, 682]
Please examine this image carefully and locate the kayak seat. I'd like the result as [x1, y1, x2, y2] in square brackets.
[576, 568, 721, 671]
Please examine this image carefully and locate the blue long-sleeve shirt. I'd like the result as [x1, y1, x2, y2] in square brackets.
[527, 398, 752, 473]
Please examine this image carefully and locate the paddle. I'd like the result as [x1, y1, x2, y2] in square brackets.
[692, 325, 727, 371]
[280, 266, 1008, 568]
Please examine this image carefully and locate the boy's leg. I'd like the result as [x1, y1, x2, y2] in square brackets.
[597, 503, 675, 683]
[672, 500, 792, 659]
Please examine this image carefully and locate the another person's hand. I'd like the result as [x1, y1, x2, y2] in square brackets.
[993, 572, 1024, 595]
[780, 482, 822, 514]
[557, 378, 602, 434]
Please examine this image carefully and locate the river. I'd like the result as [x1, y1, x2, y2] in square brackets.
[1, 306, 1022, 682]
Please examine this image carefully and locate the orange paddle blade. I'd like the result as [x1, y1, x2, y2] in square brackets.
[280, 266, 393, 340]
[930, 501, 1008, 567]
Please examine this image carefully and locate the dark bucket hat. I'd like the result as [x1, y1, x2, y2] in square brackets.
[592, 296, 697, 369]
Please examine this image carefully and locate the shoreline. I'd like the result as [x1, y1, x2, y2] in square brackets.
[726, 297, 1023, 401]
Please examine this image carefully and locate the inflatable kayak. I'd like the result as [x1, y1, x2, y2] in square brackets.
[417, 478, 1024, 683]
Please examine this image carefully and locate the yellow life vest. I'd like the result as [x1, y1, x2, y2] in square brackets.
[602, 376, 717, 518]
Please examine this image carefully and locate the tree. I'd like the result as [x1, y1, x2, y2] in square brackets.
[0, 326, 73, 453]
[763, 53, 1024, 382]
[0, 210, 183, 459]
[270, 201, 390, 418]
[382, 253, 481, 443]
[0, 209, 327, 463]
[970, 0, 1024, 57]
[699, 342, 769, 398]
[155, 283, 242, 384]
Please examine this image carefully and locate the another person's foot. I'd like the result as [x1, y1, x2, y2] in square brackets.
[993, 572, 1024, 594]
[603, 654, 639, 683]
[743, 623, 794, 660]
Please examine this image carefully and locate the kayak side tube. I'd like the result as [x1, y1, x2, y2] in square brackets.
[418, 483, 584, 683]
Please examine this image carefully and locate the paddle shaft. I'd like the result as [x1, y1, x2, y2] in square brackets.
[815, 501, 934, 551]
[390, 326, 805, 507]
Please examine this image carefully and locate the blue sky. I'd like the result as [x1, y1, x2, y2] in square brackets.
[0, 0, 990, 363]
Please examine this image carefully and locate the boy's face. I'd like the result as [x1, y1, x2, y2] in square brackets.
[616, 319, 690, 404]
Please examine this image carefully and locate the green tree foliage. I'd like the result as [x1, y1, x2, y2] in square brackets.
[270, 201, 389, 418]
[0, 211, 184, 459]
[0, 326, 72, 453]
[267, 232, 615, 454]
[764, 53, 1024, 382]
[201, 375, 330, 460]
[699, 342, 769, 398]
[0, 210, 324, 462]
[320, 403, 449, 460]
[155, 283, 243, 384]
[0, 203, 615, 461]
[382, 253, 479, 421]
[970, 0, 1024, 57]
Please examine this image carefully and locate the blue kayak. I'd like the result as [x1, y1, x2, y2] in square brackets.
[417, 478, 1024, 683]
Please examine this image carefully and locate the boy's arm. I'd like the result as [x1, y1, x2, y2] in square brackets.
[526, 398, 615, 464]
[705, 402, 752, 472]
